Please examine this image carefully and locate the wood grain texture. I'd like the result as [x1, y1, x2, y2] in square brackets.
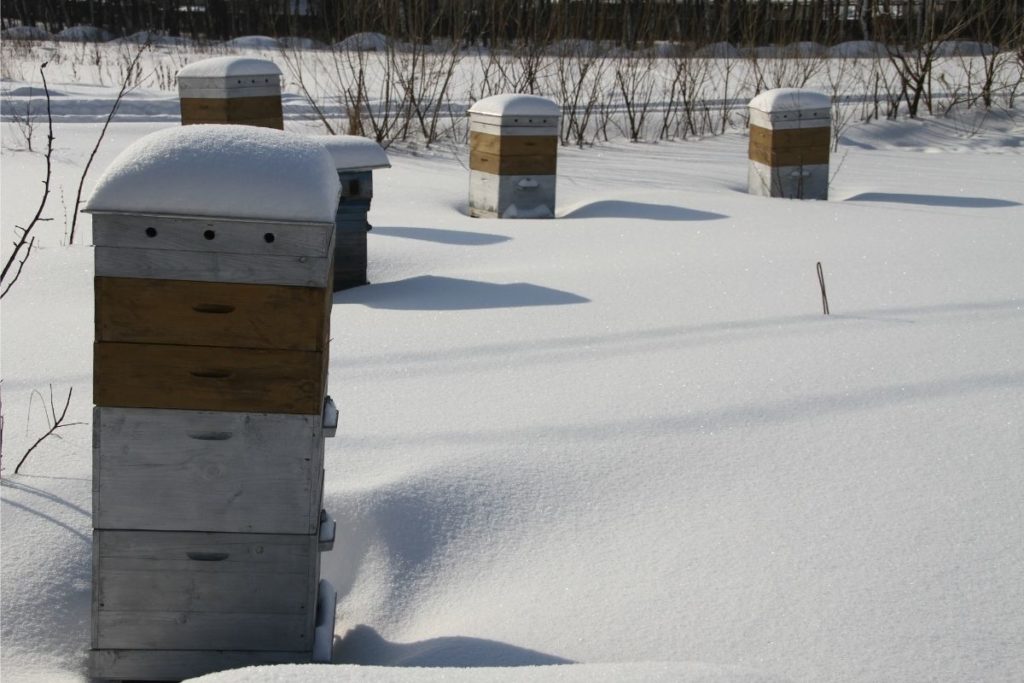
[93, 406, 324, 534]
[470, 131, 558, 157]
[748, 142, 830, 167]
[180, 96, 283, 129]
[470, 149, 557, 175]
[91, 648, 313, 681]
[748, 124, 830, 150]
[95, 244, 332, 288]
[95, 277, 328, 352]
[93, 529, 318, 651]
[94, 342, 326, 414]
[92, 213, 333, 258]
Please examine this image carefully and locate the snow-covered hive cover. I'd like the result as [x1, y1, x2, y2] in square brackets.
[749, 88, 830, 113]
[178, 56, 282, 79]
[318, 135, 391, 172]
[85, 125, 340, 224]
[469, 94, 561, 118]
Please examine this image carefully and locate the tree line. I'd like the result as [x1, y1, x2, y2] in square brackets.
[3, 1, 1023, 48]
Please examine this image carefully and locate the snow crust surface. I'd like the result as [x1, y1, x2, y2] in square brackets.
[178, 56, 283, 79]
[469, 94, 561, 117]
[748, 87, 830, 112]
[84, 124, 340, 222]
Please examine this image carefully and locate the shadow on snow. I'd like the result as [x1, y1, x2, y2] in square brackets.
[372, 226, 511, 246]
[336, 275, 588, 311]
[561, 199, 728, 221]
[844, 192, 1020, 209]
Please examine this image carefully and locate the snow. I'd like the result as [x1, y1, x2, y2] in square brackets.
[336, 33, 390, 52]
[224, 35, 281, 50]
[782, 41, 826, 57]
[695, 42, 740, 58]
[55, 25, 112, 42]
[318, 135, 391, 171]
[748, 88, 830, 112]
[2, 45, 1024, 683]
[1, 26, 52, 41]
[828, 41, 888, 58]
[468, 94, 561, 118]
[84, 125, 340, 223]
[178, 56, 283, 79]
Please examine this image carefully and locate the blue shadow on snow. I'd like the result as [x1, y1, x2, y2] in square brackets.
[338, 275, 588, 311]
[334, 625, 573, 667]
[373, 226, 511, 246]
[562, 199, 727, 221]
[844, 192, 1020, 208]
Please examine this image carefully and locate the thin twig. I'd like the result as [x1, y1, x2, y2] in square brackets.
[817, 261, 830, 316]
[1, 63, 53, 297]
[68, 39, 151, 245]
[13, 386, 84, 475]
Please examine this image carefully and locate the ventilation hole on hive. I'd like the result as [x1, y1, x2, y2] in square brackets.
[145, 227, 157, 238]
[264, 232, 275, 243]
[204, 229, 216, 240]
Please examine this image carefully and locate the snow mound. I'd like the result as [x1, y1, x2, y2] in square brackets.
[469, 94, 560, 117]
[85, 125, 339, 223]
[1, 26, 51, 41]
[56, 25, 112, 42]
[318, 135, 391, 171]
[933, 40, 997, 57]
[225, 35, 281, 49]
[828, 40, 889, 58]
[112, 31, 193, 47]
[782, 41, 826, 57]
[748, 87, 830, 112]
[336, 32, 390, 52]
[695, 42, 739, 58]
[178, 56, 282, 78]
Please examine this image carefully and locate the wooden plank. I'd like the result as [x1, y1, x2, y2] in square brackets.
[748, 124, 830, 151]
[93, 406, 324, 534]
[94, 342, 326, 414]
[91, 648, 312, 681]
[92, 213, 333, 258]
[94, 529, 318, 651]
[470, 149, 557, 175]
[95, 244, 332, 288]
[180, 96, 283, 129]
[470, 131, 558, 157]
[469, 119, 559, 137]
[95, 277, 329, 352]
[748, 141, 830, 167]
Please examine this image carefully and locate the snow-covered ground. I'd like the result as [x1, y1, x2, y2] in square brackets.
[2, 51, 1023, 683]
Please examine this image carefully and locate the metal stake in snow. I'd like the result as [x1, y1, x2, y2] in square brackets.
[817, 261, 830, 315]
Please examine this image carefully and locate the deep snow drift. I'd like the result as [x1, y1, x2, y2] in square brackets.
[2, 69, 1023, 683]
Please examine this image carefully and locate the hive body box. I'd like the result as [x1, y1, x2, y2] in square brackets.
[85, 126, 341, 681]
[179, 57, 284, 129]
[747, 88, 831, 200]
[320, 136, 391, 291]
[468, 94, 560, 218]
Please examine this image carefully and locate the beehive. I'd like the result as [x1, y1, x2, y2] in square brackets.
[85, 125, 340, 681]
[468, 94, 559, 218]
[319, 136, 391, 291]
[178, 57, 284, 129]
[748, 88, 831, 200]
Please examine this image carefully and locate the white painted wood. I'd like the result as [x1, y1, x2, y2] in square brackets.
[92, 213, 333, 258]
[91, 648, 313, 681]
[94, 407, 324, 534]
[469, 170, 556, 219]
[179, 74, 281, 99]
[749, 108, 831, 131]
[94, 241, 333, 288]
[748, 159, 829, 200]
[93, 529, 319, 651]
[469, 120, 559, 137]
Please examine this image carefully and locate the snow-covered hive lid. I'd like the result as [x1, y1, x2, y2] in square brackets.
[178, 56, 282, 79]
[749, 88, 830, 113]
[468, 94, 560, 132]
[85, 125, 340, 224]
[318, 135, 391, 172]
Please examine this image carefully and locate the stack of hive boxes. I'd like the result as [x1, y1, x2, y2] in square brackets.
[319, 136, 391, 291]
[178, 56, 284, 129]
[468, 94, 560, 218]
[747, 88, 831, 200]
[86, 125, 340, 681]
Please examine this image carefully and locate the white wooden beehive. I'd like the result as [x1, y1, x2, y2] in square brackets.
[748, 88, 831, 200]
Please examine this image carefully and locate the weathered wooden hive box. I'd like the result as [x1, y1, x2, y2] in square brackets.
[85, 125, 341, 681]
[319, 136, 390, 291]
[178, 56, 284, 129]
[748, 88, 831, 200]
[468, 94, 560, 218]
